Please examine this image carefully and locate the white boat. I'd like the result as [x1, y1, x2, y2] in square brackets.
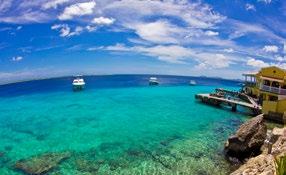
[149, 77, 159, 85]
[73, 75, 85, 91]
[189, 80, 197, 86]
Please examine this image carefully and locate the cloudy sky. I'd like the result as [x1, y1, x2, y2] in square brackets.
[0, 0, 286, 84]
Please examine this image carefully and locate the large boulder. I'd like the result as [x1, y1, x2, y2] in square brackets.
[225, 115, 267, 160]
[231, 127, 286, 175]
[14, 152, 70, 175]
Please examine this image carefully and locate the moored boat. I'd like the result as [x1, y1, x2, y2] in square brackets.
[72, 75, 85, 91]
[189, 80, 197, 86]
[149, 77, 159, 85]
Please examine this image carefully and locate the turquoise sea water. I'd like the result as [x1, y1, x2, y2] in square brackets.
[0, 76, 247, 174]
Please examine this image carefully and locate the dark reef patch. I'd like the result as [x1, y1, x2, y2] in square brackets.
[75, 159, 102, 174]
[14, 152, 71, 175]
[160, 134, 182, 146]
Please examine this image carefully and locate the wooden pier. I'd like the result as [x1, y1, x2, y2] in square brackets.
[195, 93, 262, 115]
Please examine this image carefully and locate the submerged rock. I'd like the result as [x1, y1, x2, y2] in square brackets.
[75, 159, 102, 173]
[4, 145, 13, 151]
[149, 151, 177, 170]
[160, 135, 182, 146]
[107, 157, 129, 171]
[225, 115, 267, 160]
[14, 152, 70, 175]
[0, 151, 4, 157]
[126, 148, 145, 157]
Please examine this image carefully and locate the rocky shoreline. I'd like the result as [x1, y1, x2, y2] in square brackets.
[225, 115, 286, 175]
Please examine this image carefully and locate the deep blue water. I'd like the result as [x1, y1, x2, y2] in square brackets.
[0, 75, 241, 97]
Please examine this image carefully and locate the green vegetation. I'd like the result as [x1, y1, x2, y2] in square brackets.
[276, 154, 286, 175]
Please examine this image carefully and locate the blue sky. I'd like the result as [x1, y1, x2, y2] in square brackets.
[0, 0, 286, 84]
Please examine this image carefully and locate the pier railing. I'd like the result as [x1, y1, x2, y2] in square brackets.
[260, 85, 286, 95]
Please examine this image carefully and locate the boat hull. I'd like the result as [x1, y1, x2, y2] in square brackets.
[149, 81, 159, 86]
[73, 84, 85, 91]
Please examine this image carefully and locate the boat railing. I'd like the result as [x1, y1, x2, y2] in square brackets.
[260, 84, 286, 95]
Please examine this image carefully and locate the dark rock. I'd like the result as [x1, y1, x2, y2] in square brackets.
[191, 152, 205, 160]
[14, 152, 70, 175]
[35, 134, 47, 141]
[225, 115, 267, 160]
[97, 159, 105, 164]
[126, 149, 144, 157]
[108, 158, 128, 171]
[0, 156, 11, 168]
[229, 118, 243, 127]
[197, 169, 211, 175]
[4, 146, 12, 151]
[160, 135, 182, 146]
[0, 152, 4, 157]
[149, 152, 175, 170]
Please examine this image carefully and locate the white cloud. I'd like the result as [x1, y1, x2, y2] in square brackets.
[0, 0, 12, 13]
[86, 25, 97, 32]
[228, 20, 267, 39]
[92, 17, 115, 25]
[247, 57, 269, 68]
[94, 44, 193, 63]
[0, 10, 51, 24]
[91, 43, 233, 68]
[258, 0, 272, 4]
[195, 53, 231, 69]
[205, 30, 219, 36]
[284, 43, 286, 53]
[263, 45, 279, 53]
[11, 56, 23, 62]
[42, 0, 69, 9]
[69, 26, 84, 36]
[101, 0, 225, 29]
[0, 67, 73, 85]
[227, 20, 284, 42]
[245, 3, 256, 11]
[274, 62, 286, 69]
[51, 24, 83, 37]
[223, 48, 234, 53]
[58, 1, 96, 20]
[128, 20, 187, 44]
[274, 55, 286, 62]
[16, 26, 22, 30]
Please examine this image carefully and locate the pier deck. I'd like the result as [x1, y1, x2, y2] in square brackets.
[195, 93, 262, 114]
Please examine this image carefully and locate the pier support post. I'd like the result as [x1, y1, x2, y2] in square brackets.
[231, 104, 237, 112]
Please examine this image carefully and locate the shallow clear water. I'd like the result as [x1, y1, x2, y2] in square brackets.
[0, 76, 247, 174]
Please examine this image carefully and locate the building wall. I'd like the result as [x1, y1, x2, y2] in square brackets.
[258, 66, 286, 80]
[262, 99, 286, 115]
[277, 100, 286, 113]
[262, 101, 277, 114]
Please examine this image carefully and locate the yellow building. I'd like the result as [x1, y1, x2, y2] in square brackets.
[243, 66, 286, 123]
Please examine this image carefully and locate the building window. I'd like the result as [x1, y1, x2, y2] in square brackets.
[271, 81, 280, 88]
[264, 80, 270, 86]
